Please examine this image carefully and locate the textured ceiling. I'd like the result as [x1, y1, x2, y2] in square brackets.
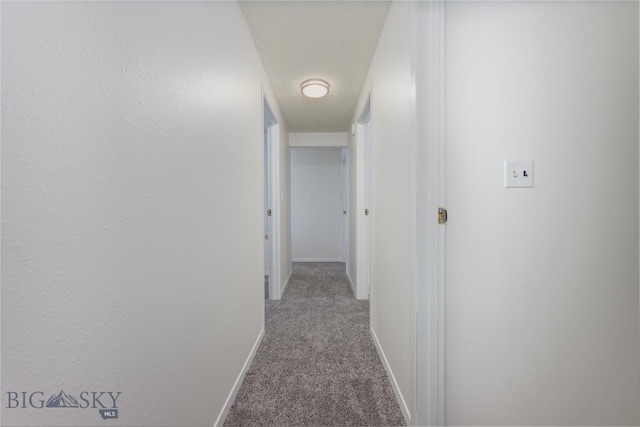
[239, 1, 391, 132]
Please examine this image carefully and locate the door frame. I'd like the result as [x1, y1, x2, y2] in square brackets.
[263, 97, 282, 300]
[355, 94, 372, 301]
[414, 1, 446, 426]
[341, 147, 350, 265]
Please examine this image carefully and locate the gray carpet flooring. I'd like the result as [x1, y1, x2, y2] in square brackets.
[224, 262, 406, 427]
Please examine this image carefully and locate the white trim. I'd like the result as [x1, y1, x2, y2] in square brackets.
[414, 2, 446, 426]
[346, 270, 356, 296]
[280, 270, 293, 296]
[371, 327, 411, 424]
[289, 132, 348, 147]
[213, 329, 265, 427]
[291, 258, 342, 262]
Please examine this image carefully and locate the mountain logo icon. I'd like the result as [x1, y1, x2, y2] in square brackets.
[45, 391, 79, 408]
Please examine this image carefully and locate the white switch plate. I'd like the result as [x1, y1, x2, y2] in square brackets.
[505, 159, 534, 188]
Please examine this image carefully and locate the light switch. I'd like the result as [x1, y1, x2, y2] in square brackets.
[505, 159, 533, 188]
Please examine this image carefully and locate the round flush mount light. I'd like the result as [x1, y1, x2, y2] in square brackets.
[301, 79, 330, 98]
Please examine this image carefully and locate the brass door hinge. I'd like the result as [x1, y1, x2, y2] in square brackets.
[438, 207, 448, 225]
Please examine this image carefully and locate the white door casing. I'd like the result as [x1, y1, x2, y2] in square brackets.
[415, 1, 446, 426]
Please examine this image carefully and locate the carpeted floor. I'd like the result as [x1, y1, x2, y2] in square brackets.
[224, 262, 406, 427]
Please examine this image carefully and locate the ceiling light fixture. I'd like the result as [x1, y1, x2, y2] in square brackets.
[301, 79, 330, 98]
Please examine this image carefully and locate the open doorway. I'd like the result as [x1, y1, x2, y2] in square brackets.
[290, 146, 343, 262]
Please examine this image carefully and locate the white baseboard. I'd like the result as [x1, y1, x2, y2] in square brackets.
[214, 328, 265, 427]
[291, 258, 343, 262]
[280, 270, 293, 296]
[370, 327, 411, 425]
[346, 271, 356, 297]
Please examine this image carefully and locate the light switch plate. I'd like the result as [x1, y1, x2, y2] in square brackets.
[505, 159, 534, 188]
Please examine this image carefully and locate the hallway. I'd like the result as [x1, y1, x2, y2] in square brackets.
[3, 2, 640, 426]
[224, 263, 405, 426]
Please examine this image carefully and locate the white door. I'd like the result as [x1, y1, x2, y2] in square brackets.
[341, 148, 349, 264]
[356, 99, 372, 300]
[363, 113, 372, 299]
[263, 125, 271, 287]
[263, 99, 281, 300]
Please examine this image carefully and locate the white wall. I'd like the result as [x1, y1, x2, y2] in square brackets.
[291, 147, 343, 262]
[290, 132, 347, 147]
[351, 1, 416, 422]
[1, 2, 288, 426]
[445, 2, 640, 425]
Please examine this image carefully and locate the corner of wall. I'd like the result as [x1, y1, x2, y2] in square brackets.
[370, 328, 411, 425]
[214, 329, 265, 427]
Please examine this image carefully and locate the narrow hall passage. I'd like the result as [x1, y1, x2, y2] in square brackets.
[224, 262, 405, 426]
